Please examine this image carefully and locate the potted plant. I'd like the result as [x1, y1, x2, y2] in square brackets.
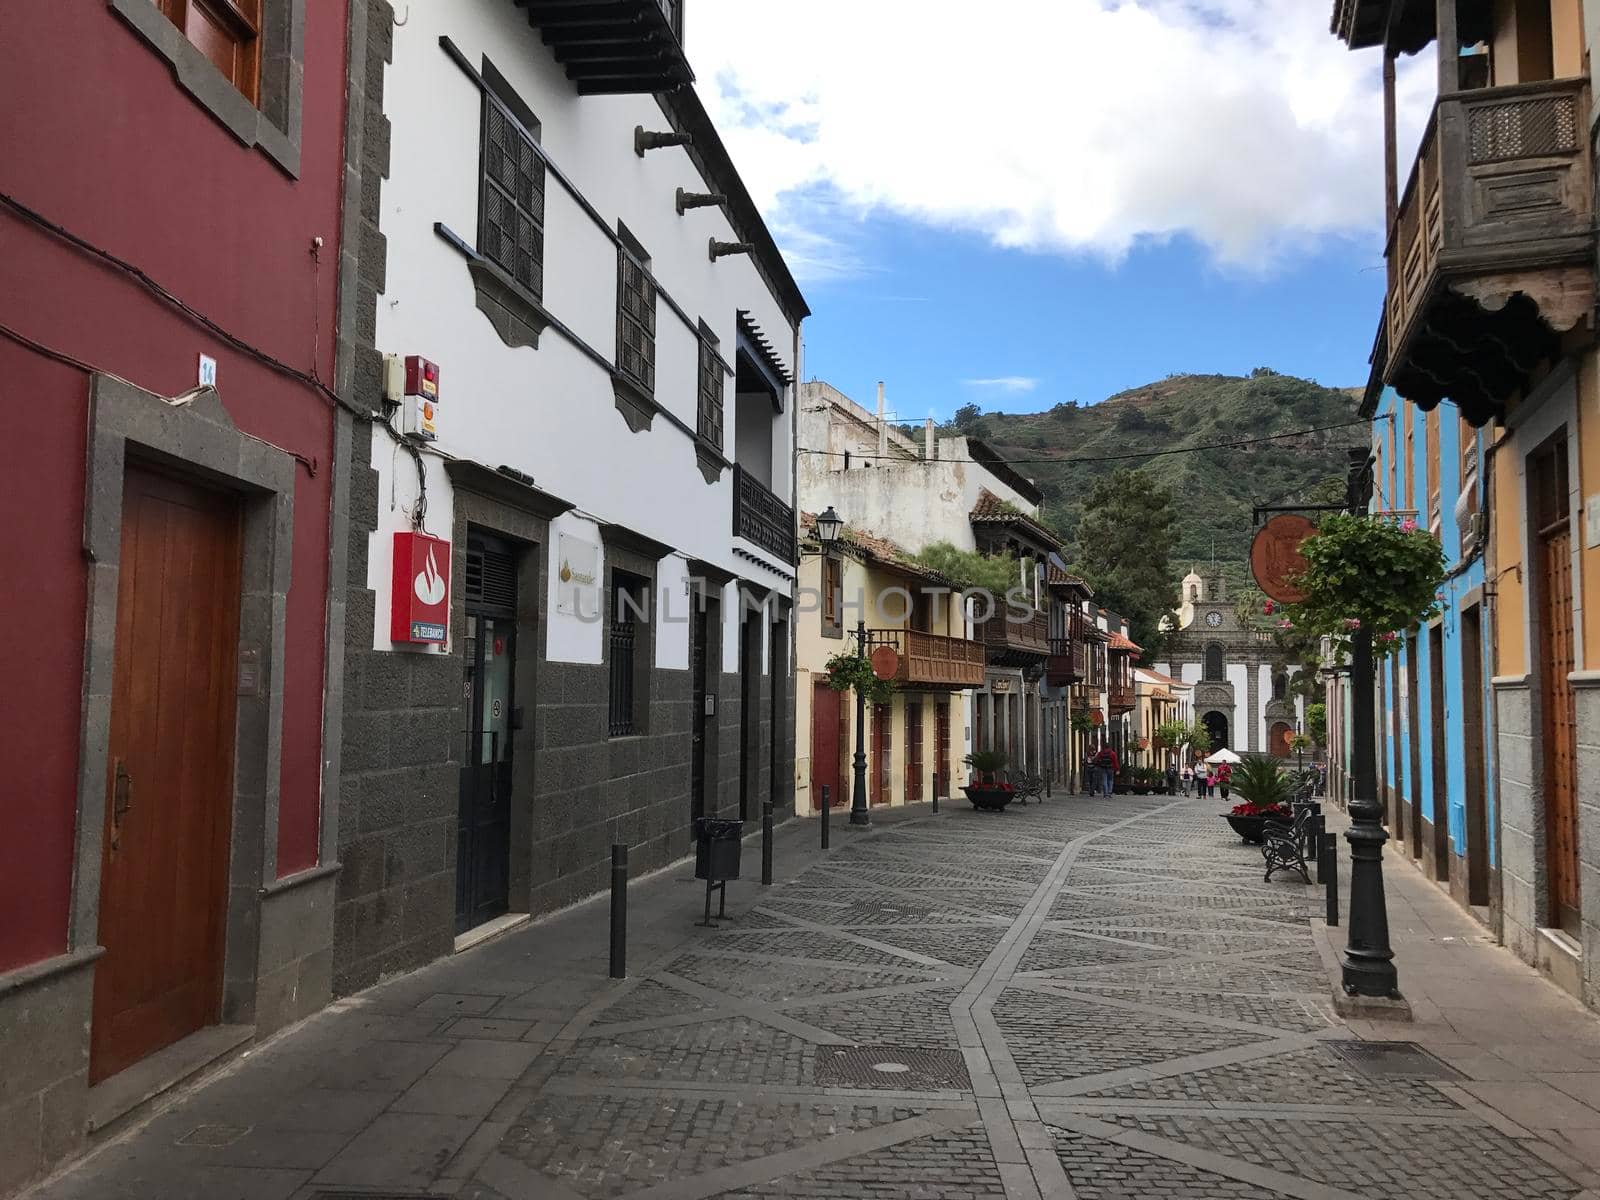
[962, 749, 1015, 811]
[1221, 754, 1293, 843]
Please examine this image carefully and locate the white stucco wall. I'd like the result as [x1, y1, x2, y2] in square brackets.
[1226, 664, 1250, 749]
[367, 0, 800, 662]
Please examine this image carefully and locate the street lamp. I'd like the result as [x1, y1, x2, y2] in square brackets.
[811, 505, 870, 828]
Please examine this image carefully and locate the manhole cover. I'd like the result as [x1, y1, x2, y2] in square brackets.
[176, 1124, 249, 1147]
[815, 1046, 971, 1090]
[1325, 1040, 1463, 1080]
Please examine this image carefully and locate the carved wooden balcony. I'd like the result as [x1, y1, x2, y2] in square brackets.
[1107, 678, 1136, 713]
[1384, 79, 1594, 424]
[974, 607, 1049, 666]
[515, 0, 692, 94]
[869, 629, 986, 690]
[1046, 636, 1088, 687]
[732, 465, 795, 563]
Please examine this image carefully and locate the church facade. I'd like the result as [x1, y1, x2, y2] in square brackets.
[1153, 567, 1306, 755]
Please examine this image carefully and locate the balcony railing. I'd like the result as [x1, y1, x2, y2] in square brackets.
[1385, 79, 1593, 421]
[1046, 636, 1087, 687]
[733, 465, 796, 563]
[1108, 678, 1135, 712]
[519, 0, 693, 95]
[974, 607, 1049, 663]
[869, 629, 986, 690]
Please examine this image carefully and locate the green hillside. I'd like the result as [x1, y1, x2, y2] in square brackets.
[961, 370, 1364, 566]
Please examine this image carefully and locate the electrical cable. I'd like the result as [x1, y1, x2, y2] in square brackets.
[0, 189, 350, 414]
[801, 415, 1389, 467]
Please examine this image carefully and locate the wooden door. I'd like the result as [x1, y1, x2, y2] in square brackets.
[1390, 656, 1405, 840]
[1406, 638, 1422, 860]
[810, 680, 841, 812]
[691, 597, 716, 821]
[92, 467, 241, 1084]
[1429, 622, 1449, 882]
[905, 701, 924, 804]
[1462, 605, 1490, 906]
[1269, 722, 1293, 758]
[738, 615, 759, 819]
[935, 701, 950, 796]
[1535, 438, 1580, 934]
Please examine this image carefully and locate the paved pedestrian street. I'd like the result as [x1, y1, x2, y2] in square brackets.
[32, 797, 1600, 1200]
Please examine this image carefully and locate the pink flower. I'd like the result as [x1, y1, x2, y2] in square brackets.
[1400, 517, 1418, 532]
[1263, 600, 1275, 615]
[1435, 592, 1445, 601]
[1344, 617, 1362, 630]
[1278, 618, 1293, 630]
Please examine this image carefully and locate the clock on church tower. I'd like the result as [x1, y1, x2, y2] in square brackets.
[1205, 610, 1223, 628]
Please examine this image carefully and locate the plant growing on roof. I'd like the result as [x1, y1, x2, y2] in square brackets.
[1283, 513, 1447, 656]
[824, 649, 894, 705]
[911, 541, 1020, 596]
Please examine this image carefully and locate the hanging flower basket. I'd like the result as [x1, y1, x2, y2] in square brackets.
[1282, 514, 1447, 656]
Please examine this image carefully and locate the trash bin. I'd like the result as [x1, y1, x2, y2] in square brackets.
[694, 817, 743, 882]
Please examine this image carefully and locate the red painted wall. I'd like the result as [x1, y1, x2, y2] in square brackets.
[0, 0, 348, 972]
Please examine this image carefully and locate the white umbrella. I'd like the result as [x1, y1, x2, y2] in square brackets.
[1206, 748, 1242, 764]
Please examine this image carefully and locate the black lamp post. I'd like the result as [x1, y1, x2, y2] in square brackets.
[1338, 455, 1400, 999]
[811, 506, 871, 828]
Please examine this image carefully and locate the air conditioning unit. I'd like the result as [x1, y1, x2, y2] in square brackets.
[1461, 511, 1486, 553]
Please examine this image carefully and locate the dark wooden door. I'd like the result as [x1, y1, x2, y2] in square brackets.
[1535, 438, 1580, 934]
[691, 601, 712, 820]
[769, 616, 786, 811]
[1407, 637, 1422, 860]
[905, 701, 924, 804]
[738, 614, 758, 819]
[457, 611, 514, 936]
[935, 701, 950, 797]
[810, 680, 841, 812]
[1390, 656, 1405, 839]
[92, 467, 241, 1084]
[1269, 723, 1293, 758]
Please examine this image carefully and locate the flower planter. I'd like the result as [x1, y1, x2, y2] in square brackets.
[963, 784, 1015, 812]
[1222, 810, 1291, 844]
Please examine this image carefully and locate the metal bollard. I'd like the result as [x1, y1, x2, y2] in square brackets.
[1322, 833, 1339, 926]
[609, 843, 628, 980]
[820, 785, 830, 849]
[761, 798, 774, 886]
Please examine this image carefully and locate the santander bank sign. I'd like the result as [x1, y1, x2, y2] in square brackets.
[391, 531, 450, 644]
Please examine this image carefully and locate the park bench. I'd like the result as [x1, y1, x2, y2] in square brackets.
[1009, 772, 1045, 804]
[1262, 807, 1314, 883]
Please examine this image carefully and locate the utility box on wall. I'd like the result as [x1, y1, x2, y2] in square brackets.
[391, 531, 451, 644]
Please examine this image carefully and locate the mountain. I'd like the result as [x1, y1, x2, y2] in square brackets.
[961, 371, 1365, 567]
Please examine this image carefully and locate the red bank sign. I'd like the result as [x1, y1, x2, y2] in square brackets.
[391, 531, 450, 644]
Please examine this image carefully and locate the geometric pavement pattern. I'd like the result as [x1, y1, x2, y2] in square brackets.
[476, 795, 1590, 1200]
[29, 795, 1591, 1200]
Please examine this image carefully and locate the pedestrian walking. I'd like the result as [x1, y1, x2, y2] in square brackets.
[1093, 744, 1118, 797]
[1082, 751, 1096, 796]
[1181, 764, 1193, 795]
[1216, 760, 1233, 800]
[1198, 764, 1212, 799]
[1165, 763, 1179, 796]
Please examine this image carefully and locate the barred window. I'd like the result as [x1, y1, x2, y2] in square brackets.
[478, 89, 545, 298]
[617, 228, 656, 392]
[697, 322, 724, 449]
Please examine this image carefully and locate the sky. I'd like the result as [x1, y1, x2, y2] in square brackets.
[690, 0, 1436, 422]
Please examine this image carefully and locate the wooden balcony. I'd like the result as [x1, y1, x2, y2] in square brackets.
[869, 629, 986, 690]
[1384, 79, 1594, 424]
[974, 607, 1049, 665]
[1108, 679, 1135, 713]
[516, 0, 693, 95]
[732, 465, 795, 563]
[1046, 636, 1087, 687]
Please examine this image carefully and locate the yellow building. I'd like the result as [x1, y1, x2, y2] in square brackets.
[795, 519, 983, 815]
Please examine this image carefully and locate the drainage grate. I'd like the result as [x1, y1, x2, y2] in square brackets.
[1325, 1040, 1463, 1080]
[814, 1045, 971, 1090]
[176, 1124, 249, 1147]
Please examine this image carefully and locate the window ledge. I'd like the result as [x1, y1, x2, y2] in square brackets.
[109, 0, 301, 177]
[466, 257, 549, 350]
[694, 436, 725, 484]
[613, 372, 656, 433]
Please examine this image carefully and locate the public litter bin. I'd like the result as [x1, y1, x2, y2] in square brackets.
[695, 817, 743, 881]
[693, 817, 743, 926]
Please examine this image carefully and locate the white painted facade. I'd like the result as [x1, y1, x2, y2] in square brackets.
[366, 0, 803, 671]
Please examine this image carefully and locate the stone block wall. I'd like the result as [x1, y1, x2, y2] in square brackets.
[1495, 680, 1539, 965]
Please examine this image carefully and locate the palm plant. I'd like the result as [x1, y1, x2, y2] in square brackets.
[1229, 754, 1291, 813]
[963, 749, 1008, 783]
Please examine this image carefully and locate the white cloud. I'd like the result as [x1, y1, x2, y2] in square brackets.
[964, 376, 1040, 393]
[688, 0, 1434, 277]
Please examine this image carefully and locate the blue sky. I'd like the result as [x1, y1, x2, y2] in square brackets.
[690, 0, 1433, 425]
[796, 215, 1389, 422]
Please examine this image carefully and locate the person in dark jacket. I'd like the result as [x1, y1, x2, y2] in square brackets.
[1093, 745, 1118, 796]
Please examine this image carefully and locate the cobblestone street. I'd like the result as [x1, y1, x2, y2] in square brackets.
[31, 796, 1600, 1200]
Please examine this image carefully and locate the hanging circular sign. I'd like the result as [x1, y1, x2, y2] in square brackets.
[1250, 513, 1317, 604]
[870, 644, 900, 680]
[1090, 710, 1104, 727]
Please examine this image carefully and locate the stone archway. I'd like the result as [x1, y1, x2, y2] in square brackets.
[1202, 710, 1229, 751]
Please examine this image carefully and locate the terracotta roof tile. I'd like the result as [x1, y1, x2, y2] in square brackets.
[1108, 631, 1142, 653]
[968, 488, 1063, 550]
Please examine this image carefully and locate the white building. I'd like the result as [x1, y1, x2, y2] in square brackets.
[795, 382, 1062, 803]
[334, 0, 807, 986]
